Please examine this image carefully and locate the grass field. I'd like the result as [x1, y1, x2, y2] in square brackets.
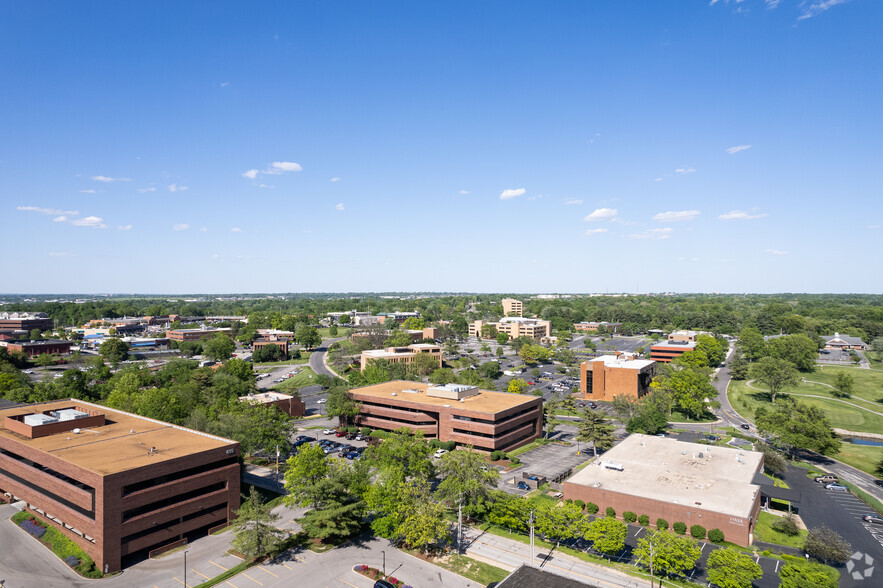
[728, 379, 883, 435]
[317, 327, 351, 338]
[832, 441, 883, 476]
[273, 367, 318, 390]
[753, 512, 807, 549]
[807, 365, 883, 406]
[253, 353, 312, 367]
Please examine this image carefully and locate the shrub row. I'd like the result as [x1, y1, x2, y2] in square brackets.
[20, 518, 46, 539]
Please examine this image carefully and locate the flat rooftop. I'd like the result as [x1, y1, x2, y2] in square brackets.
[590, 355, 655, 369]
[239, 392, 293, 404]
[0, 400, 237, 476]
[566, 434, 763, 518]
[350, 381, 539, 414]
[651, 340, 697, 349]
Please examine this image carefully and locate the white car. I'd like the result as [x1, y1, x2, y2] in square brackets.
[434, 449, 448, 457]
[323, 428, 334, 435]
[23, 370, 33, 374]
[317, 399, 327, 404]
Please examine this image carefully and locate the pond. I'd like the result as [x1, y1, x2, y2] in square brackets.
[842, 437, 883, 447]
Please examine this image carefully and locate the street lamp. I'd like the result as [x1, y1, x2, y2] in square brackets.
[381, 550, 386, 577]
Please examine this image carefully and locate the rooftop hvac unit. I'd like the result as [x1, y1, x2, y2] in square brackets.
[600, 461, 624, 471]
[697, 453, 704, 458]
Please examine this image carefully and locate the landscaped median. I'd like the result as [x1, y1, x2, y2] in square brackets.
[353, 564, 413, 587]
[11, 509, 102, 578]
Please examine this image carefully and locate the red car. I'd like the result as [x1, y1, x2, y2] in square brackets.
[335, 430, 347, 437]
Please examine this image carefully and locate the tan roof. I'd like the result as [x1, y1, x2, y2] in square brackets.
[0, 400, 237, 476]
[566, 434, 763, 518]
[349, 381, 539, 414]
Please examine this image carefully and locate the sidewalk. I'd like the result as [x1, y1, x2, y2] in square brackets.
[462, 526, 651, 588]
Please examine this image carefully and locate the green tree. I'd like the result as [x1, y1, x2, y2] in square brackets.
[487, 492, 529, 533]
[576, 408, 615, 457]
[507, 378, 526, 394]
[633, 532, 701, 586]
[738, 327, 766, 361]
[696, 334, 727, 366]
[220, 358, 256, 387]
[294, 458, 366, 543]
[34, 353, 56, 367]
[728, 353, 749, 380]
[706, 548, 763, 588]
[778, 561, 838, 588]
[610, 394, 641, 421]
[537, 501, 588, 547]
[99, 338, 129, 364]
[654, 368, 718, 418]
[284, 444, 329, 507]
[429, 367, 457, 385]
[584, 517, 627, 558]
[750, 356, 800, 404]
[626, 403, 668, 435]
[832, 371, 854, 398]
[204, 333, 235, 361]
[231, 487, 287, 558]
[296, 325, 321, 350]
[384, 330, 413, 347]
[400, 317, 426, 330]
[755, 398, 840, 458]
[768, 334, 818, 372]
[325, 385, 360, 427]
[519, 344, 551, 363]
[480, 324, 498, 339]
[29, 328, 44, 340]
[390, 480, 450, 552]
[496, 332, 509, 345]
[435, 449, 500, 517]
[411, 351, 440, 376]
[208, 403, 292, 456]
[871, 337, 883, 353]
[328, 324, 338, 336]
[804, 526, 851, 565]
[495, 346, 504, 358]
[477, 361, 501, 379]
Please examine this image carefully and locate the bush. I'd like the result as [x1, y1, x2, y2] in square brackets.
[708, 528, 725, 543]
[369, 430, 387, 439]
[509, 457, 520, 465]
[771, 515, 800, 536]
[574, 500, 585, 511]
[762, 550, 772, 556]
[347, 426, 358, 434]
[638, 514, 649, 526]
[64, 555, 79, 567]
[605, 506, 615, 518]
[565, 498, 572, 504]
[441, 441, 455, 450]
[690, 524, 706, 539]
[490, 450, 506, 461]
[586, 502, 599, 514]
[360, 427, 372, 436]
[656, 518, 668, 530]
[673, 522, 687, 534]
[623, 511, 637, 523]
[20, 518, 47, 539]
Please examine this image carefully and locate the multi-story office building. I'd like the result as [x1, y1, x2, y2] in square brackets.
[650, 340, 697, 363]
[469, 317, 552, 340]
[0, 312, 53, 333]
[0, 400, 240, 572]
[501, 298, 523, 317]
[578, 353, 656, 402]
[167, 327, 232, 342]
[359, 343, 442, 371]
[573, 321, 622, 333]
[349, 381, 542, 452]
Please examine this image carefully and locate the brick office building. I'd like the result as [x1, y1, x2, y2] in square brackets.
[0, 339, 73, 357]
[239, 392, 305, 418]
[650, 340, 697, 363]
[360, 343, 443, 371]
[0, 312, 53, 333]
[563, 434, 764, 546]
[578, 353, 656, 402]
[349, 381, 542, 453]
[0, 400, 240, 572]
[167, 327, 232, 342]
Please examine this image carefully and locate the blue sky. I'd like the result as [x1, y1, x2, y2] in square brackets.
[2, 0, 880, 294]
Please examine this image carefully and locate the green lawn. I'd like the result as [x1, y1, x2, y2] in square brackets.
[412, 552, 509, 585]
[728, 379, 883, 435]
[317, 327, 351, 338]
[253, 353, 312, 367]
[832, 441, 883, 476]
[866, 350, 883, 369]
[668, 409, 717, 423]
[753, 512, 807, 549]
[273, 367, 318, 390]
[807, 365, 883, 405]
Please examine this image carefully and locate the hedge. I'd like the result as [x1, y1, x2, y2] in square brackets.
[623, 511, 637, 523]
[708, 528, 725, 543]
[605, 507, 616, 518]
[360, 427, 372, 436]
[490, 450, 507, 461]
[673, 522, 687, 534]
[369, 430, 388, 439]
[347, 426, 358, 434]
[586, 502, 599, 514]
[690, 524, 706, 539]
[638, 514, 649, 526]
[574, 500, 585, 511]
[656, 518, 669, 530]
[13, 511, 101, 578]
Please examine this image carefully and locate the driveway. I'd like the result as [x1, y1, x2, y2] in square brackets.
[309, 336, 347, 379]
[501, 434, 594, 494]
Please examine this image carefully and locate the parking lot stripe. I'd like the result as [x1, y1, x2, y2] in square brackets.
[226, 582, 239, 588]
[172, 577, 190, 587]
[281, 562, 297, 571]
[210, 561, 229, 571]
[192, 568, 211, 580]
[241, 572, 264, 585]
[338, 579, 360, 588]
[257, 565, 279, 578]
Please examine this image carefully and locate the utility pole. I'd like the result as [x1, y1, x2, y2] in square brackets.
[648, 531, 656, 588]
[529, 509, 535, 565]
[275, 444, 280, 492]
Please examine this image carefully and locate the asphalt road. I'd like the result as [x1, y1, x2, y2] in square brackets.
[309, 336, 347, 379]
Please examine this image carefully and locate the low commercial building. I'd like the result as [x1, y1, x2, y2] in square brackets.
[359, 343, 442, 371]
[0, 339, 73, 357]
[252, 337, 290, 358]
[563, 434, 764, 546]
[0, 312, 53, 333]
[123, 338, 170, 352]
[379, 311, 420, 325]
[349, 381, 543, 452]
[239, 392, 304, 418]
[167, 328, 232, 342]
[578, 353, 656, 402]
[0, 400, 240, 572]
[668, 330, 708, 343]
[469, 317, 551, 340]
[502, 298, 523, 317]
[822, 333, 867, 350]
[650, 340, 697, 363]
[573, 321, 622, 333]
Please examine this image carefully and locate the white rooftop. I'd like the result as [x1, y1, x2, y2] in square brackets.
[591, 355, 655, 370]
[566, 434, 763, 518]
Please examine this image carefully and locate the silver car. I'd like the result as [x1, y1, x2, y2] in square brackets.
[825, 483, 848, 492]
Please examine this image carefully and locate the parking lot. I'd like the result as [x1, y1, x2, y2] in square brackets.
[595, 336, 651, 354]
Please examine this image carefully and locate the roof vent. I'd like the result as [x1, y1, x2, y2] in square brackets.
[130, 429, 135, 434]
[391, 392, 397, 396]
[72, 428, 81, 434]
[697, 453, 704, 459]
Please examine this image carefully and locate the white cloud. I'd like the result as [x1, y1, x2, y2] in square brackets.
[718, 210, 768, 220]
[499, 188, 526, 200]
[17, 206, 79, 216]
[71, 216, 107, 229]
[52, 216, 67, 222]
[231, 227, 242, 232]
[168, 184, 188, 192]
[117, 224, 132, 231]
[242, 169, 259, 180]
[459, 190, 469, 195]
[256, 184, 274, 189]
[48, 252, 76, 257]
[199, 227, 208, 232]
[765, 0, 783, 8]
[91, 175, 130, 182]
[79, 189, 97, 194]
[653, 210, 700, 222]
[138, 187, 157, 193]
[266, 161, 302, 174]
[725, 145, 752, 154]
[798, 0, 849, 21]
[211, 253, 220, 259]
[653, 177, 664, 182]
[867, 225, 880, 230]
[220, 82, 230, 87]
[331, 177, 341, 182]
[584, 208, 618, 222]
[585, 228, 608, 236]
[173, 223, 190, 231]
[629, 228, 673, 240]
[335, 203, 345, 211]
[564, 199, 583, 206]
[675, 167, 696, 174]
[765, 249, 789, 255]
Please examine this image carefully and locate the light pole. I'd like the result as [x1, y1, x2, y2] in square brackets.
[184, 549, 187, 588]
[381, 550, 386, 577]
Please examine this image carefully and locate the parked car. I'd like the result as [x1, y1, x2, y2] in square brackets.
[516, 481, 530, 490]
[588, 402, 597, 409]
[23, 370, 33, 374]
[374, 580, 397, 588]
[815, 474, 839, 484]
[862, 513, 883, 524]
[346, 433, 357, 440]
[335, 430, 347, 437]
[323, 429, 335, 435]
[317, 399, 327, 404]
[825, 483, 848, 492]
[434, 449, 448, 457]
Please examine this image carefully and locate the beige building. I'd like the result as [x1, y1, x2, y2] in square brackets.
[501, 298, 523, 317]
[360, 343, 442, 371]
[469, 317, 551, 340]
[579, 353, 656, 402]
[668, 330, 708, 343]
